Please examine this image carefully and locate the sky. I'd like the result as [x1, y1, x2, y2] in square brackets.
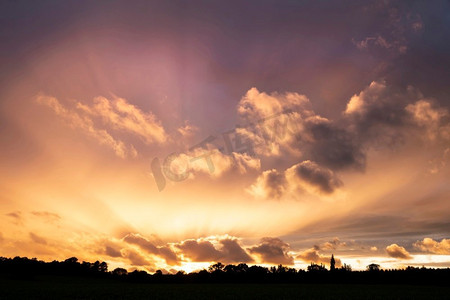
[1, 0, 449, 273]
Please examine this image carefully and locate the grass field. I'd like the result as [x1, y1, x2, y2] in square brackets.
[1, 276, 449, 299]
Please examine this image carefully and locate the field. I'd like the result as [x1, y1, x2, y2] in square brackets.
[0, 276, 449, 299]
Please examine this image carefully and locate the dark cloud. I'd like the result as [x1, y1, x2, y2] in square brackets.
[252, 160, 342, 199]
[353, 1, 424, 56]
[123, 233, 179, 265]
[249, 237, 294, 265]
[176, 239, 221, 262]
[248, 80, 450, 200]
[291, 160, 342, 194]
[5, 211, 22, 225]
[176, 237, 253, 264]
[29, 232, 47, 245]
[158, 246, 179, 265]
[251, 169, 287, 199]
[343, 81, 415, 145]
[123, 233, 158, 253]
[263, 170, 288, 198]
[386, 244, 412, 259]
[105, 246, 122, 258]
[303, 116, 366, 171]
[219, 239, 254, 263]
[125, 249, 150, 266]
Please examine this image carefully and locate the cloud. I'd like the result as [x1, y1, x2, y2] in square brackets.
[248, 237, 294, 265]
[31, 211, 61, 223]
[352, 3, 423, 55]
[249, 169, 287, 199]
[235, 87, 368, 172]
[250, 160, 341, 199]
[287, 160, 342, 194]
[176, 239, 222, 262]
[77, 96, 167, 144]
[175, 236, 253, 264]
[303, 116, 366, 171]
[105, 246, 122, 258]
[413, 238, 450, 255]
[297, 248, 342, 267]
[386, 244, 412, 259]
[237, 87, 310, 122]
[353, 35, 393, 51]
[123, 233, 179, 265]
[236, 88, 310, 157]
[244, 81, 449, 172]
[406, 100, 450, 141]
[219, 238, 254, 263]
[36, 94, 135, 158]
[343, 81, 411, 143]
[245, 81, 450, 200]
[29, 232, 47, 245]
[123, 233, 159, 253]
[124, 249, 150, 266]
[5, 211, 23, 225]
[315, 237, 347, 251]
[177, 121, 198, 138]
[164, 148, 260, 182]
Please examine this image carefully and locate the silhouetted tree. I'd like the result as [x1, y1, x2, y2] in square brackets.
[340, 263, 352, 272]
[224, 264, 236, 273]
[307, 263, 327, 272]
[367, 263, 381, 272]
[208, 262, 225, 272]
[112, 267, 127, 276]
[2, 255, 450, 285]
[236, 263, 249, 273]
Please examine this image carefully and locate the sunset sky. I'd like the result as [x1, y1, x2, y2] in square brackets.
[1, 0, 449, 273]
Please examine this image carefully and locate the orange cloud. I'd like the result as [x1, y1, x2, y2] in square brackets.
[386, 244, 412, 259]
[124, 249, 151, 267]
[406, 100, 450, 141]
[164, 148, 260, 182]
[122, 233, 179, 265]
[249, 169, 287, 199]
[413, 238, 450, 255]
[36, 94, 134, 158]
[317, 237, 347, 250]
[77, 96, 167, 144]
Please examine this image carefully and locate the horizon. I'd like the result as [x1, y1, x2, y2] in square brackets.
[1, 255, 447, 275]
[1, 0, 449, 275]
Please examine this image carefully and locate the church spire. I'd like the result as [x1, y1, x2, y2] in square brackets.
[330, 254, 336, 271]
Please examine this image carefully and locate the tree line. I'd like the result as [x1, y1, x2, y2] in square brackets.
[1, 256, 449, 285]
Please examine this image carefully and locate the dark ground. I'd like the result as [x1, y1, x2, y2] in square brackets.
[1, 276, 449, 300]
